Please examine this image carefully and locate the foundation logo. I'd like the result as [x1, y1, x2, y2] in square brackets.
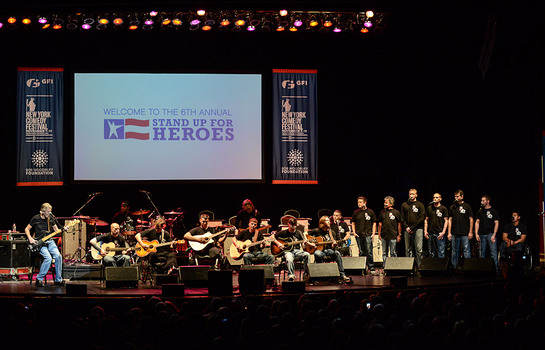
[104, 119, 150, 140]
[287, 149, 304, 166]
[31, 149, 48, 167]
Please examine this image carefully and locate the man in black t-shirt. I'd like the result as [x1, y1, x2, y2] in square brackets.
[424, 193, 449, 258]
[378, 196, 402, 263]
[500, 212, 527, 255]
[273, 217, 311, 281]
[234, 199, 262, 230]
[330, 210, 351, 256]
[90, 222, 131, 267]
[24, 202, 64, 287]
[351, 196, 377, 269]
[112, 201, 138, 234]
[475, 195, 500, 269]
[184, 213, 229, 267]
[401, 189, 426, 267]
[135, 217, 178, 274]
[448, 190, 474, 269]
[232, 218, 274, 265]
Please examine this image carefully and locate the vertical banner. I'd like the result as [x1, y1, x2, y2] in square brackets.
[272, 69, 318, 184]
[540, 132, 545, 267]
[16, 68, 64, 186]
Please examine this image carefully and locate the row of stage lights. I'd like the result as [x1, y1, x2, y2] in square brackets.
[0, 9, 384, 34]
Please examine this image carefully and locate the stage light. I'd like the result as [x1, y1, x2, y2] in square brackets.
[190, 18, 200, 25]
[309, 16, 319, 27]
[366, 10, 374, 18]
[360, 27, 369, 33]
[162, 17, 171, 26]
[129, 24, 138, 30]
[149, 11, 158, 17]
[247, 25, 255, 31]
[66, 18, 78, 30]
[83, 14, 94, 25]
[293, 18, 303, 27]
[53, 24, 62, 30]
[189, 24, 200, 30]
[204, 17, 216, 26]
[333, 26, 342, 33]
[279, 9, 288, 17]
[364, 20, 373, 28]
[0, 22, 3, 29]
[144, 18, 153, 26]
[22, 18, 32, 25]
[172, 18, 182, 26]
[235, 18, 245, 26]
[202, 24, 212, 31]
[7, 17, 16, 24]
[98, 16, 109, 25]
[113, 17, 124, 26]
[82, 23, 91, 30]
[197, 9, 206, 17]
[38, 17, 48, 24]
[289, 25, 297, 32]
[220, 18, 230, 26]
[276, 25, 285, 32]
[42, 23, 50, 29]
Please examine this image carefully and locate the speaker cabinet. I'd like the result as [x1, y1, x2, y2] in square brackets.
[308, 263, 340, 280]
[342, 256, 367, 275]
[384, 257, 415, 276]
[240, 264, 275, 285]
[62, 220, 86, 260]
[179, 265, 210, 287]
[154, 274, 179, 286]
[105, 266, 138, 288]
[208, 270, 233, 296]
[463, 258, 495, 277]
[419, 258, 450, 276]
[238, 268, 265, 295]
[0, 240, 30, 268]
[282, 281, 306, 293]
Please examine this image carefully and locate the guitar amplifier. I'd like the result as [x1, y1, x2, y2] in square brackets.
[0, 240, 31, 275]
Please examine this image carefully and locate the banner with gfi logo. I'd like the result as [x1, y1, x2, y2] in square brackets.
[272, 69, 318, 184]
[16, 68, 64, 186]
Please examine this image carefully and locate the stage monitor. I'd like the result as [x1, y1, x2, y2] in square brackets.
[73, 72, 262, 181]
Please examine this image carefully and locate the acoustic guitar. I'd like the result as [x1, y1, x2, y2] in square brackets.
[229, 225, 274, 260]
[29, 219, 80, 254]
[270, 236, 306, 257]
[304, 235, 348, 254]
[91, 241, 132, 260]
[134, 239, 184, 258]
[188, 227, 235, 252]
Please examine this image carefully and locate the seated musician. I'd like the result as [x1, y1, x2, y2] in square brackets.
[232, 218, 275, 265]
[307, 216, 351, 282]
[135, 216, 178, 274]
[330, 210, 351, 256]
[184, 213, 228, 268]
[89, 223, 131, 267]
[273, 217, 311, 281]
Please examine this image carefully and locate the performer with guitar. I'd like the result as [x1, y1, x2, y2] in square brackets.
[232, 218, 275, 265]
[24, 203, 64, 287]
[89, 222, 131, 267]
[135, 216, 178, 274]
[307, 216, 351, 283]
[273, 217, 311, 281]
[184, 213, 230, 268]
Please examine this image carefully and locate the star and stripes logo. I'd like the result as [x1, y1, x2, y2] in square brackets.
[104, 119, 149, 140]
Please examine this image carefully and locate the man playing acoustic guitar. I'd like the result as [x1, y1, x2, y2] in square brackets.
[307, 216, 351, 283]
[232, 218, 275, 265]
[273, 217, 311, 281]
[135, 216, 178, 274]
[184, 212, 230, 268]
[89, 222, 131, 267]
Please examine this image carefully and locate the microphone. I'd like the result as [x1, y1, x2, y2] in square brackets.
[90, 192, 103, 196]
[139, 190, 151, 194]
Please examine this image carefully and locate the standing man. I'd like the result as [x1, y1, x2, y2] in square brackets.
[135, 216, 178, 274]
[235, 199, 262, 230]
[424, 193, 449, 258]
[330, 210, 351, 256]
[232, 218, 274, 265]
[24, 203, 64, 287]
[273, 217, 311, 281]
[377, 196, 402, 264]
[400, 188, 426, 267]
[184, 213, 228, 268]
[90, 222, 131, 267]
[307, 216, 351, 282]
[448, 190, 474, 270]
[351, 196, 377, 270]
[475, 195, 500, 270]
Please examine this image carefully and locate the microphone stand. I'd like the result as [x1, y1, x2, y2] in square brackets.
[141, 192, 161, 219]
[69, 193, 101, 263]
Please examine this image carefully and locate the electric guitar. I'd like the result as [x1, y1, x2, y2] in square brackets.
[304, 234, 348, 254]
[29, 219, 80, 254]
[229, 226, 274, 260]
[134, 239, 184, 258]
[188, 227, 235, 252]
[270, 236, 306, 256]
[91, 241, 132, 260]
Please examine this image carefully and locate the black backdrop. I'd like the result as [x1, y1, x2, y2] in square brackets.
[1, 2, 543, 256]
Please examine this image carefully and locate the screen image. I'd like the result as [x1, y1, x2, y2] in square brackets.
[74, 73, 262, 181]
